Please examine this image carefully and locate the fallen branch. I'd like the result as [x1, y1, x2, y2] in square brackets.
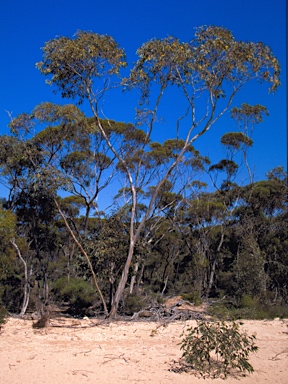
[102, 353, 129, 364]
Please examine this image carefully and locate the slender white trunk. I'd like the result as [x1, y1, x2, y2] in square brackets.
[10, 239, 31, 316]
[206, 231, 225, 297]
[161, 275, 169, 295]
[110, 239, 135, 317]
[129, 260, 139, 294]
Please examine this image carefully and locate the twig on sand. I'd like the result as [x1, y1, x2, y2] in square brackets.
[269, 349, 288, 361]
[72, 350, 92, 356]
[71, 370, 94, 377]
[102, 353, 129, 364]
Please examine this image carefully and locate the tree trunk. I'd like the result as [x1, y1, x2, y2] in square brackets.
[64, 243, 75, 282]
[206, 232, 225, 298]
[136, 263, 145, 294]
[109, 240, 135, 317]
[10, 239, 31, 316]
[129, 259, 139, 294]
[108, 262, 116, 311]
[206, 257, 217, 298]
[161, 275, 169, 295]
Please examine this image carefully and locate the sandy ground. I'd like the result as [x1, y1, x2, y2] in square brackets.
[0, 316, 288, 384]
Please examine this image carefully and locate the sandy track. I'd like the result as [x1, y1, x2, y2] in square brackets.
[1, 317, 288, 384]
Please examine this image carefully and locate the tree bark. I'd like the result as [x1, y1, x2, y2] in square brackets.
[161, 275, 169, 295]
[10, 239, 31, 316]
[135, 263, 145, 294]
[129, 259, 139, 294]
[109, 240, 135, 317]
[206, 231, 225, 298]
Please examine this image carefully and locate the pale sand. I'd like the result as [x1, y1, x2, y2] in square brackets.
[0, 317, 287, 384]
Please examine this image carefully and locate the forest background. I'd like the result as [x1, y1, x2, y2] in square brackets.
[0, 0, 286, 320]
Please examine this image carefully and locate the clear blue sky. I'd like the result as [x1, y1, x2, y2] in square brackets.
[0, 0, 286, 197]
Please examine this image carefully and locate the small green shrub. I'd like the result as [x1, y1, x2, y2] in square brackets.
[0, 305, 8, 325]
[241, 294, 258, 308]
[122, 294, 146, 315]
[264, 304, 288, 319]
[156, 294, 165, 305]
[181, 292, 202, 306]
[209, 297, 288, 320]
[148, 292, 165, 305]
[53, 277, 95, 303]
[179, 320, 258, 378]
[52, 277, 95, 315]
[209, 302, 232, 320]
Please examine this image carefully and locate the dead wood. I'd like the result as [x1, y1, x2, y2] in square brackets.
[131, 299, 208, 322]
[32, 313, 50, 329]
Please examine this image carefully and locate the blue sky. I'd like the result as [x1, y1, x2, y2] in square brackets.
[0, 0, 286, 198]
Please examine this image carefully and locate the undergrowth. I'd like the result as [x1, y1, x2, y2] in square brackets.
[209, 296, 288, 320]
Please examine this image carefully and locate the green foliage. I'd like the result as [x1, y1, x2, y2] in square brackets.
[0, 303, 8, 324]
[0, 206, 20, 314]
[231, 103, 269, 124]
[181, 292, 202, 306]
[221, 132, 253, 149]
[0, 305, 8, 325]
[180, 320, 258, 378]
[129, 26, 280, 104]
[0, 206, 16, 245]
[209, 296, 288, 320]
[121, 294, 146, 315]
[52, 277, 95, 315]
[151, 292, 165, 305]
[36, 31, 126, 102]
[241, 294, 258, 308]
[53, 277, 95, 303]
[209, 159, 239, 179]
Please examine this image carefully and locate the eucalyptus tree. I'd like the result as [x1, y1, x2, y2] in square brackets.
[178, 190, 229, 299]
[0, 200, 36, 316]
[0, 115, 63, 307]
[263, 168, 288, 301]
[82, 215, 129, 310]
[1, 104, 115, 314]
[208, 102, 268, 195]
[30, 103, 118, 230]
[228, 103, 268, 183]
[203, 102, 269, 298]
[36, 26, 280, 316]
[0, 205, 18, 310]
[231, 167, 288, 301]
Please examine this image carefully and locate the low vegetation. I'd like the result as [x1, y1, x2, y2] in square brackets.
[179, 320, 258, 378]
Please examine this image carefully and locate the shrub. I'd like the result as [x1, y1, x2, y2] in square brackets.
[181, 292, 202, 306]
[209, 297, 288, 320]
[53, 277, 95, 303]
[0, 305, 7, 325]
[179, 320, 258, 378]
[241, 294, 258, 308]
[148, 291, 165, 305]
[121, 293, 146, 315]
[52, 277, 95, 315]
